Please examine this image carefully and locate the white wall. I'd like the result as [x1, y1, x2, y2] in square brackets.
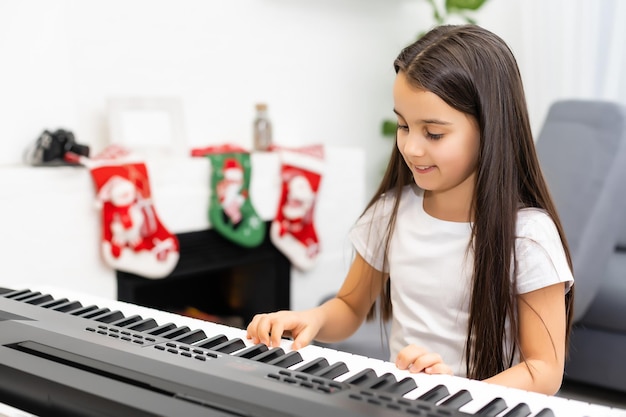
[2, 0, 561, 304]
[0, 0, 423, 194]
[0, 0, 529, 193]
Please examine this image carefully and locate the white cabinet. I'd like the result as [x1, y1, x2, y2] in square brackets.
[0, 146, 366, 311]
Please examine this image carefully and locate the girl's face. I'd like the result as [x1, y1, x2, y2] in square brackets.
[393, 71, 480, 206]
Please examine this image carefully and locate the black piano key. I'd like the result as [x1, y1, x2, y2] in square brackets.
[69, 305, 98, 316]
[343, 368, 379, 387]
[13, 291, 41, 301]
[312, 362, 349, 380]
[212, 338, 246, 354]
[294, 357, 330, 375]
[81, 308, 111, 320]
[384, 377, 418, 396]
[369, 373, 397, 391]
[95, 310, 125, 324]
[127, 318, 158, 332]
[172, 329, 207, 345]
[25, 294, 54, 305]
[195, 334, 228, 349]
[109, 315, 143, 328]
[39, 298, 69, 308]
[266, 351, 303, 369]
[53, 301, 84, 313]
[235, 344, 269, 359]
[159, 326, 191, 340]
[501, 403, 531, 417]
[416, 384, 449, 403]
[474, 397, 508, 417]
[146, 323, 177, 336]
[251, 348, 285, 364]
[534, 408, 555, 417]
[19, 292, 44, 303]
[0, 289, 32, 298]
[439, 389, 473, 409]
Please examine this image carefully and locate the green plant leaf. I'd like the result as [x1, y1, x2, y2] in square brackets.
[381, 120, 397, 137]
[445, 0, 487, 12]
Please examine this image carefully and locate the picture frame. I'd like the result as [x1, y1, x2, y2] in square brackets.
[107, 97, 186, 156]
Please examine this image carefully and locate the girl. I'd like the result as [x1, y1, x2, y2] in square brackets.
[247, 24, 574, 396]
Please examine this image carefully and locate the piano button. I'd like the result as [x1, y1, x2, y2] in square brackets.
[173, 329, 208, 345]
[25, 294, 54, 305]
[439, 389, 473, 409]
[212, 338, 246, 354]
[159, 326, 192, 339]
[235, 343, 269, 359]
[294, 357, 330, 375]
[127, 318, 158, 332]
[312, 361, 349, 380]
[266, 351, 303, 369]
[501, 402, 531, 417]
[39, 297, 69, 308]
[251, 348, 285, 364]
[342, 368, 379, 387]
[52, 300, 83, 313]
[146, 323, 177, 336]
[473, 397, 508, 416]
[195, 334, 229, 349]
[415, 383, 449, 403]
[95, 310, 125, 324]
[109, 315, 143, 328]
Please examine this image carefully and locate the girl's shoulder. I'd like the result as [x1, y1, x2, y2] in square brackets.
[515, 207, 565, 252]
[516, 207, 558, 235]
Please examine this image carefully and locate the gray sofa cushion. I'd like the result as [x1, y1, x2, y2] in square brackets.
[579, 250, 626, 332]
[535, 100, 626, 322]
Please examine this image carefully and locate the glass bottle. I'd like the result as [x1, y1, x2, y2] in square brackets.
[253, 103, 272, 151]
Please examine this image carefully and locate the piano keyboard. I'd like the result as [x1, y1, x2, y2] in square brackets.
[1, 286, 625, 417]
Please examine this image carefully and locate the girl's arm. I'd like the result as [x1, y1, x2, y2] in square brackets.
[483, 282, 568, 395]
[246, 253, 386, 349]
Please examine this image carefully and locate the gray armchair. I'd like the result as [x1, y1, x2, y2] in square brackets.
[534, 99, 626, 393]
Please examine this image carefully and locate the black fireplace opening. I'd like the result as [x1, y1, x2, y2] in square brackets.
[116, 222, 290, 329]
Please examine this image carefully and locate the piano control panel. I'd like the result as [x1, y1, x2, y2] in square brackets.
[0, 287, 624, 417]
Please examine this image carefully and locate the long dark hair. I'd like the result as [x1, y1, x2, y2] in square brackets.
[366, 24, 574, 380]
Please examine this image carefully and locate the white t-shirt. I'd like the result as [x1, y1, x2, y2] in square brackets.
[349, 184, 574, 377]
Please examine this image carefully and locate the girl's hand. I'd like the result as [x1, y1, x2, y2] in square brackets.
[246, 310, 322, 350]
[395, 344, 453, 375]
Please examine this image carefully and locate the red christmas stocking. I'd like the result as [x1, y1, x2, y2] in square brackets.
[270, 144, 325, 271]
[66, 146, 180, 279]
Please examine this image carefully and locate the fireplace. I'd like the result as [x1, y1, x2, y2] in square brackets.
[116, 222, 290, 328]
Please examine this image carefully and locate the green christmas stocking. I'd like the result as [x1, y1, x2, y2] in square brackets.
[192, 145, 266, 247]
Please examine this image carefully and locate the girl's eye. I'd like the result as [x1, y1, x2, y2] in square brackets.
[397, 123, 409, 132]
[426, 131, 443, 140]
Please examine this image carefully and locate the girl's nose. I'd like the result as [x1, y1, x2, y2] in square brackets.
[401, 134, 426, 157]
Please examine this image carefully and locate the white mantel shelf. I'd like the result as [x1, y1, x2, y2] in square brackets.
[0, 146, 365, 311]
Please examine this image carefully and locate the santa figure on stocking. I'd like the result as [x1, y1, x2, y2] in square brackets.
[217, 157, 246, 227]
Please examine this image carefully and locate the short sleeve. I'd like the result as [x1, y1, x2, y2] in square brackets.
[515, 209, 574, 294]
[348, 193, 395, 272]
